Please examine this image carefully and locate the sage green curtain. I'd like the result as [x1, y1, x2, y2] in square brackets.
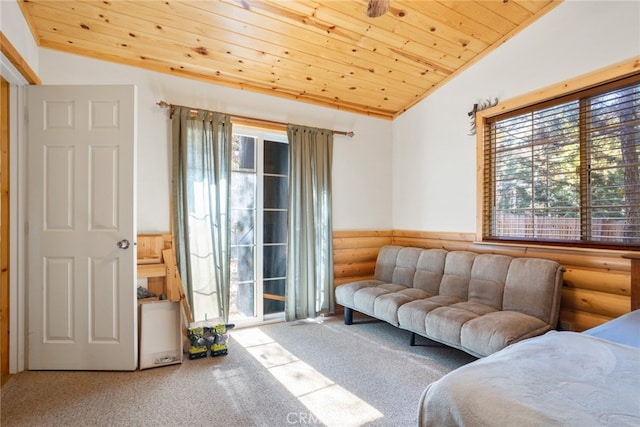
[172, 107, 232, 322]
[286, 124, 334, 320]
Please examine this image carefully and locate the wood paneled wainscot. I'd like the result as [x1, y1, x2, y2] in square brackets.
[333, 230, 392, 288]
[333, 230, 637, 332]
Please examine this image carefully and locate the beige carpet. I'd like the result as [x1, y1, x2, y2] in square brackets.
[1, 313, 475, 426]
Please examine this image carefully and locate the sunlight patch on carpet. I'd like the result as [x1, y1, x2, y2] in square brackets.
[232, 327, 384, 426]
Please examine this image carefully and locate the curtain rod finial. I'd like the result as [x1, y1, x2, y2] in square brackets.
[157, 100, 170, 109]
[346, 131, 355, 137]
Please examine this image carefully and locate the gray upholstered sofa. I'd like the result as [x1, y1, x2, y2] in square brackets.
[335, 245, 565, 358]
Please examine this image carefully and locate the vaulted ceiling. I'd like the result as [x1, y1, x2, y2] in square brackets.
[19, 0, 560, 119]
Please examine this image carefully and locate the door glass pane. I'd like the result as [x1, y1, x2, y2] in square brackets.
[264, 278, 286, 315]
[231, 209, 254, 245]
[233, 135, 255, 170]
[234, 282, 255, 318]
[264, 140, 288, 175]
[230, 245, 255, 319]
[231, 173, 255, 209]
[264, 176, 288, 209]
[264, 244, 286, 278]
[230, 133, 256, 322]
[231, 246, 254, 283]
[264, 210, 287, 244]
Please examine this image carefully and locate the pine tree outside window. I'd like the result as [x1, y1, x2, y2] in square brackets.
[482, 75, 640, 249]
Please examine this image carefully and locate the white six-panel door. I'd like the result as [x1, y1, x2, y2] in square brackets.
[27, 85, 137, 370]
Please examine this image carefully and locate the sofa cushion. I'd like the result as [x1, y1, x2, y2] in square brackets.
[335, 279, 386, 307]
[448, 301, 498, 316]
[352, 283, 407, 316]
[397, 296, 463, 334]
[460, 310, 552, 357]
[374, 288, 432, 326]
[424, 306, 479, 349]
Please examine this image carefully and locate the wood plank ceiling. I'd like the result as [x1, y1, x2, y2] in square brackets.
[19, 0, 559, 119]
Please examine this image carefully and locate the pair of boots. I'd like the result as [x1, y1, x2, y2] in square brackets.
[187, 323, 235, 360]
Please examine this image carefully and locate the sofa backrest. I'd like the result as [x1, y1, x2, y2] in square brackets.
[373, 245, 564, 325]
[373, 245, 403, 282]
[413, 249, 448, 294]
[468, 254, 513, 309]
[503, 258, 564, 326]
[438, 251, 477, 300]
[391, 247, 423, 286]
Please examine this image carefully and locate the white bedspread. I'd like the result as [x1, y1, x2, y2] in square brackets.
[418, 331, 640, 426]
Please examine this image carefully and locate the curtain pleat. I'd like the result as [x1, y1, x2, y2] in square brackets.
[286, 124, 334, 320]
[171, 107, 232, 322]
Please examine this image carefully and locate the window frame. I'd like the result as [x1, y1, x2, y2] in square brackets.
[476, 57, 640, 251]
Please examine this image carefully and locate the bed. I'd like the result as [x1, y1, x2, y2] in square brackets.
[418, 309, 640, 426]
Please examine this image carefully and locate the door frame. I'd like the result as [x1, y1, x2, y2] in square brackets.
[227, 126, 288, 327]
[1, 29, 40, 375]
[1, 76, 10, 385]
[0, 54, 29, 375]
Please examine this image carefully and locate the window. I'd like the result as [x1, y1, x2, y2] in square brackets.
[482, 74, 640, 248]
[230, 128, 288, 324]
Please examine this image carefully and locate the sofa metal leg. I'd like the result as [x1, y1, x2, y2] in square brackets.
[344, 307, 353, 325]
[409, 334, 445, 348]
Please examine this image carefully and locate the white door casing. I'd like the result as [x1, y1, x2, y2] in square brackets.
[27, 85, 137, 370]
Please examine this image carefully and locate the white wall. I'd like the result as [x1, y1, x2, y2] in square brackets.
[0, 0, 39, 75]
[38, 49, 394, 232]
[392, 0, 640, 232]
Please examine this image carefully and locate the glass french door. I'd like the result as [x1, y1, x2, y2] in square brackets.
[230, 128, 288, 325]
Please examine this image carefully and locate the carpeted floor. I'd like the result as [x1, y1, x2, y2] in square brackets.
[1, 313, 476, 426]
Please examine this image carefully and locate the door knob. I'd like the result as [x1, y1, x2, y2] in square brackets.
[117, 239, 130, 249]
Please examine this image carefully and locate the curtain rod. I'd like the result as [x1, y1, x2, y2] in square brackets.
[157, 100, 354, 137]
